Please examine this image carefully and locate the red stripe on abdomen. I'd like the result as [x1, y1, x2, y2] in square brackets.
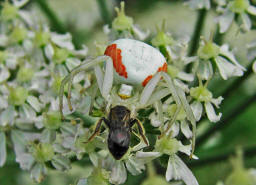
[142, 75, 153, 87]
[104, 44, 128, 78]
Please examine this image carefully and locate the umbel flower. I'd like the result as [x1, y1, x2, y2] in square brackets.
[216, 0, 256, 33]
[193, 37, 245, 80]
[137, 133, 198, 185]
[190, 81, 223, 122]
[104, 1, 150, 40]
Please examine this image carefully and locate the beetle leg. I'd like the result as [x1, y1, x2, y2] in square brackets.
[130, 119, 149, 146]
[86, 117, 110, 143]
[59, 56, 111, 119]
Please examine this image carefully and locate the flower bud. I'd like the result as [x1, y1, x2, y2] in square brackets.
[17, 67, 34, 82]
[198, 41, 220, 60]
[167, 65, 179, 78]
[53, 47, 69, 64]
[32, 143, 54, 163]
[1, 2, 18, 21]
[34, 31, 50, 47]
[112, 2, 133, 31]
[43, 111, 62, 130]
[190, 86, 213, 102]
[9, 27, 27, 44]
[8, 86, 28, 106]
[229, 0, 250, 14]
[167, 104, 186, 120]
[155, 136, 180, 155]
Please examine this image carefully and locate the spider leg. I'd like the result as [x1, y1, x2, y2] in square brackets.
[102, 57, 113, 99]
[59, 56, 111, 119]
[67, 74, 74, 111]
[94, 57, 113, 99]
[130, 118, 149, 146]
[139, 72, 161, 106]
[161, 72, 196, 157]
[86, 117, 110, 143]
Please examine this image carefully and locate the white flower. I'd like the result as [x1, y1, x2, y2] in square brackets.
[190, 84, 223, 122]
[195, 39, 245, 80]
[216, 0, 256, 33]
[137, 134, 198, 185]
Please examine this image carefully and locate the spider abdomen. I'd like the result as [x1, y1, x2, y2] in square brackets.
[104, 38, 167, 87]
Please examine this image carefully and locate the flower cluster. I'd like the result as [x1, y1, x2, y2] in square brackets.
[186, 0, 256, 33]
[0, 1, 249, 185]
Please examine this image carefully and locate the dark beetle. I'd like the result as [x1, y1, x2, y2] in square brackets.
[86, 105, 148, 160]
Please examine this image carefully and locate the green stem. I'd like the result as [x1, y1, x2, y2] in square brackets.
[34, 0, 66, 33]
[187, 145, 256, 167]
[96, 0, 112, 25]
[188, 9, 207, 56]
[186, 9, 207, 72]
[196, 93, 256, 148]
[213, 26, 224, 45]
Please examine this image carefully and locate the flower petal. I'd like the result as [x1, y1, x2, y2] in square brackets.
[44, 44, 54, 61]
[0, 106, 15, 126]
[77, 179, 88, 185]
[247, 6, 256, 16]
[253, 61, 256, 73]
[51, 155, 71, 171]
[215, 56, 243, 80]
[191, 101, 203, 122]
[218, 11, 234, 33]
[220, 45, 246, 70]
[0, 65, 10, 83]
[197, 60, 213, 80]
[31, 163, 47, 183]
[0, 132, 7, 167]
[241, 13, 251, 31]
[166, 154, 199, 185]
[51, 33, 74, 50]
[72, 45, 88, 58]
[132, 25, 150, 40]
[12, 0, 29, 7]
[181, 120, 192, 139]
[204, 102, 222, 122]
[110, 161, 127, 185]
[126, 156, 145, 175]
[177, 72, 194, 82]
[210, 96, 224, 108]
[27, 96, 42, 112]
[136, 151, 161, 159]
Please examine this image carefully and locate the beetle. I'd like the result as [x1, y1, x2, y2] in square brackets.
[86, 105, 148, 160]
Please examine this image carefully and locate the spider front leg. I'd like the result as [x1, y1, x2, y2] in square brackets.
[130, 118, 149, 146]
[86, 117, 110, 143]
[139, 71, 197, 156]
[59, 56, 113, 119]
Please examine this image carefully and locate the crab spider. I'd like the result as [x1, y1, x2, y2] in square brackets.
[59, 38, 196, 157]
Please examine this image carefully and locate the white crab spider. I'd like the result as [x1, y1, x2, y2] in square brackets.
[59, 38, 196, 155]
